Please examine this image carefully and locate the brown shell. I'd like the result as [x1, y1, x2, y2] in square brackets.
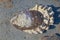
[10, 4, 54, 34]
[13, 10, 44, 30]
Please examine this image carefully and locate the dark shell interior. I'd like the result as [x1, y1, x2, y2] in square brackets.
[13, 10, 44, 30]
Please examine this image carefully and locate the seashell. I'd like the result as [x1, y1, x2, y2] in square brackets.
[10, 4, 54, 34]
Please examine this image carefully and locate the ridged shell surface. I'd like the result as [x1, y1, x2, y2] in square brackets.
[10, 4, 54, 34]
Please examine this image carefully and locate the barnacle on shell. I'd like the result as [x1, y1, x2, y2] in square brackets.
[10, 4, 54, 34]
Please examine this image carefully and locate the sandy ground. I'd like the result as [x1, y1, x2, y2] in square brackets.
[0, 0, 60, 40]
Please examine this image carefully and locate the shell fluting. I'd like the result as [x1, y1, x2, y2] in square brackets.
[10, 4, 54, 34]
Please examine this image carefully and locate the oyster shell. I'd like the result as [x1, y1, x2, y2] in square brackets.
[10, 4, 54, 34]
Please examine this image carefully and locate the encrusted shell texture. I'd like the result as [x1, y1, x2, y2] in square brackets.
[10, 4, 54, 34]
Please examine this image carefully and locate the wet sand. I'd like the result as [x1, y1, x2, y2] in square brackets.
[0, 0, 60, 40]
